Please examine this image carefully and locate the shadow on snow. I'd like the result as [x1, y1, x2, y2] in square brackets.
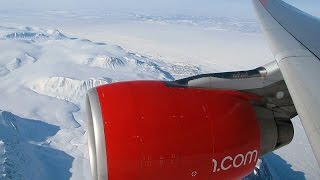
[244, 152, 305, 180]
[0, 111, 73, 180]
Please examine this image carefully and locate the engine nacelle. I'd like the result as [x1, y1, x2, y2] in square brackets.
[86, 81, 294, 180]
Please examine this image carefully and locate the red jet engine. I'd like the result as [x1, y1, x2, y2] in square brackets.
[86, 63, 296, 180]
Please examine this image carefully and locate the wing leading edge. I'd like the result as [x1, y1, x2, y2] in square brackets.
[252, 0, 320, 165]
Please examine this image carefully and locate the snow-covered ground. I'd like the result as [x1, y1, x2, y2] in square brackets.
[0, 7, 319, 180]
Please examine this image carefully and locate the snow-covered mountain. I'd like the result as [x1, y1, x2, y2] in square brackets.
[0, 25, 207, 179]
[0, 10, 319, 180]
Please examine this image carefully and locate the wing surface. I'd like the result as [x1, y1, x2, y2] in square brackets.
[252, 0, 320, 165]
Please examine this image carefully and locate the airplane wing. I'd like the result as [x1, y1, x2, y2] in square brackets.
[252, 0, 320, 165]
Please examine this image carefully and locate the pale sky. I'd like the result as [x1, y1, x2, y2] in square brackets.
[0, 0, 319, 17]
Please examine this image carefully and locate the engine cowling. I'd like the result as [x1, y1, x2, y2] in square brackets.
[86, 80, 293, 180]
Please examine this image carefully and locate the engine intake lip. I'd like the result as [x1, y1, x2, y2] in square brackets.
[86, 88, 108, 180]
